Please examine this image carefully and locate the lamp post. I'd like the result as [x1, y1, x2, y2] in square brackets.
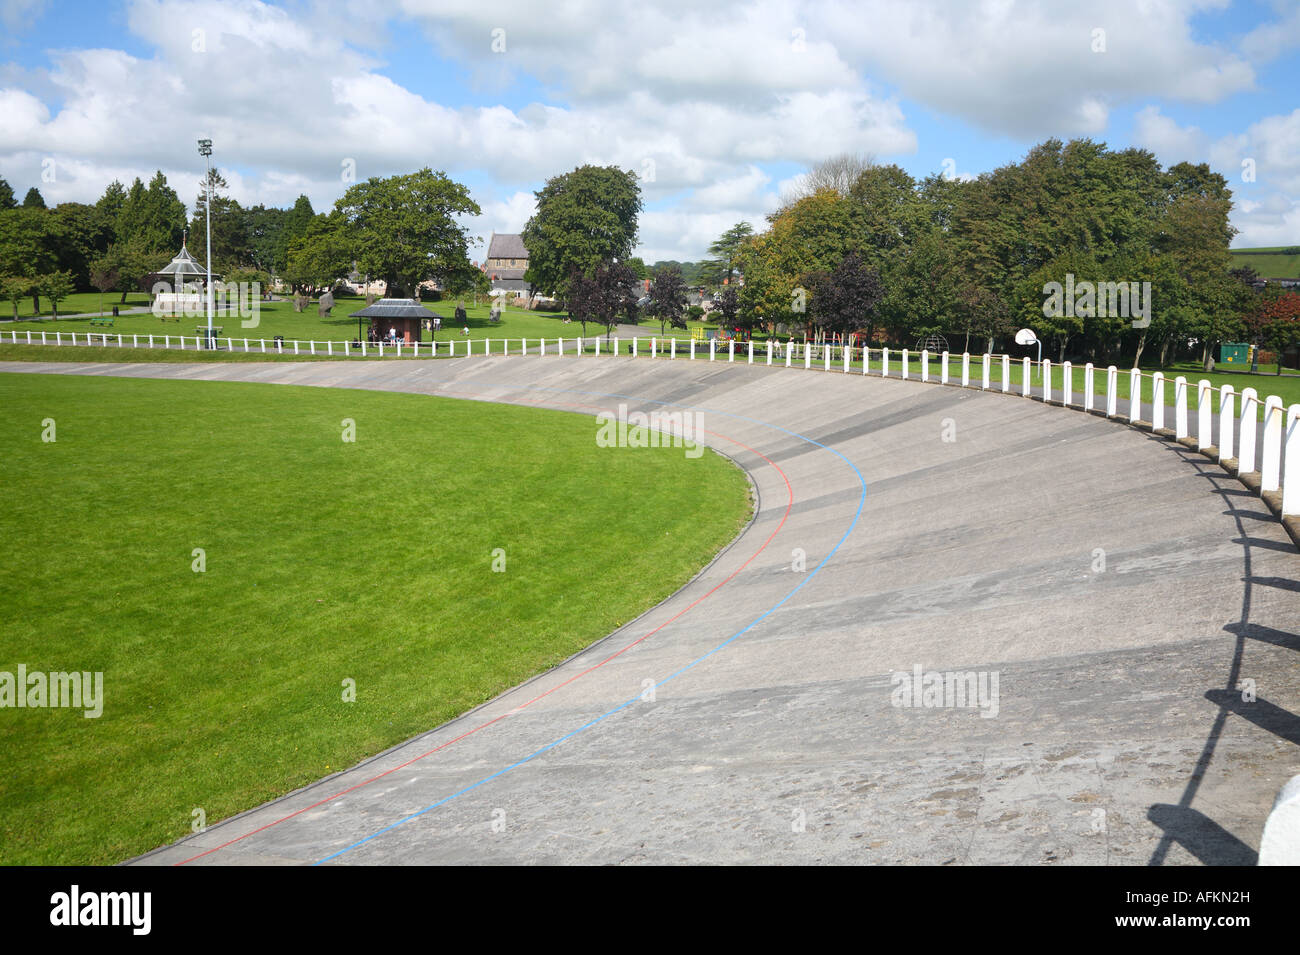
[197, 139, 213, 346]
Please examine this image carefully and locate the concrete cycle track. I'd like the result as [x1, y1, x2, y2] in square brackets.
[4, 354, 1296, 866]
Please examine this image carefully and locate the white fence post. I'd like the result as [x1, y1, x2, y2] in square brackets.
[1106, 366, 1118, 417]
[901, 348, 909, 380]
[804, 343, 811, 369]
[1128, 369, 1141, 423]
[1197, 379, 1213, 451]
[942, 351, 950, 385]
[1062, 361, 1073, 406]
[1174, 376, 1188, 438]
[882, 346, 890, 378]
[748, 340, 754, 364]
[1022, 357, 1031, 396]
[1262, 396, 1283, 493]
[1042, 359, 1052, 403]
[729, 340, 736, 363]
[981, 353, 991, 390]
[823, 345, 830, 371]
[1283, 405, 1300, 517]
[921, 350, 930, 382]
[671, 338, 676, 359]
[766, 340, 772, 365]
[689, 338, 695, 360]
[961, 352, 970, 387]
[843, 344, 850, 373]
[1001, 354, 1011, 393]
[1239, 388, 1259, 475]
[786, 343, 792, 367]
[709, 339, 715, 361]
[1219, 386, 1235, 465]
[1152, 373, 1166, 432]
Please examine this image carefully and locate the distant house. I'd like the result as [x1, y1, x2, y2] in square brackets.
[485, 233, 531, 297]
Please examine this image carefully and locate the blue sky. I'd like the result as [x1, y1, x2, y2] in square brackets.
[2, 0, 1298, 261]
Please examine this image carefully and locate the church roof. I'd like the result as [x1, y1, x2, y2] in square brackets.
[486, 233, 528, 259]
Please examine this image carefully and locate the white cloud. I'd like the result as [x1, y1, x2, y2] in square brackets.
[0, 0, 1288, 261]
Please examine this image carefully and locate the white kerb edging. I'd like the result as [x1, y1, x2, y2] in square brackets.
[1260, 774, 1300, 865]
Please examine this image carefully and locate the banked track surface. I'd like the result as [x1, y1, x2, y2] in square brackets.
[5, 356, 1297, 866]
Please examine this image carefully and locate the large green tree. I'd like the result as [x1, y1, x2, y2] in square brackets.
[700, 221, 753, 287]
[521, 164, 642, 300]
[0, 206, 58, 312]
[334, 168, 479, 298]
[115, 172, 186, 256]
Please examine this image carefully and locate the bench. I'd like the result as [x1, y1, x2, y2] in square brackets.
[159, 315, 181, 323]
[89, 317, 114, 327]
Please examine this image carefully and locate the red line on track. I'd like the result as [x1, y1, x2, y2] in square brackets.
[176, 394, 794, 865]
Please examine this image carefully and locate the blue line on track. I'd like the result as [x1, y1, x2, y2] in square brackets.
[314, 378, 868, 865]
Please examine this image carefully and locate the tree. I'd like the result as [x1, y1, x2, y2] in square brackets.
[739, 189, 864, 332]
[716, 284, 740, 330]
[848, 165, 927, 269]
[647, 264, 689, 333]
[521, 164, 642, 301]
[95, 180, 126, 230]
[0, 177, 15, 210]
[88, 255, 120, 316]
[0, 206, 57, 313]
[115, 172, 186, 256]
[22, 187, 45, 209]
[334, 168, 479, 298]
[1, 275, 31, 319]
[625, 256, 648, 281]
[780, 153, 876, 209]
[189, 168, 250, 271]
[37, 271, 74, 320]
[101, 238, 163, 305]
[51, 201, 112, 290]
[284, 213, 352, 301]
[701, 221, 753, 287]
[808, 252, 884, 339]
[587, 260, 637, 337]
[1245, 288, 1300, 374]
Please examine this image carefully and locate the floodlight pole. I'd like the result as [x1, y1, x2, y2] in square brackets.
[197, 139, 214, 343]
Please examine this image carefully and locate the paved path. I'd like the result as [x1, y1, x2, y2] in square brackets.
[5, 356, 1297, 865]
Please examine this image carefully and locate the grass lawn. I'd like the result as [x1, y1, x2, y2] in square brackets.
[1228, 247, 1300, 278]
[0, 373, 753, 865]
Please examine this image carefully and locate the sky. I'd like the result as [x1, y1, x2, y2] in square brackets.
[1, 0, 1298, 263]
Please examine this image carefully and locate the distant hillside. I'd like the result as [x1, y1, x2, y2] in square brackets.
[1229, 246, 1300, 278]
[651, 260, 707, 285]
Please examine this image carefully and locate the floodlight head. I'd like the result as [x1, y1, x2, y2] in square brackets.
[1014, 328, 1038, 346]
[197, 139, 213, 156]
